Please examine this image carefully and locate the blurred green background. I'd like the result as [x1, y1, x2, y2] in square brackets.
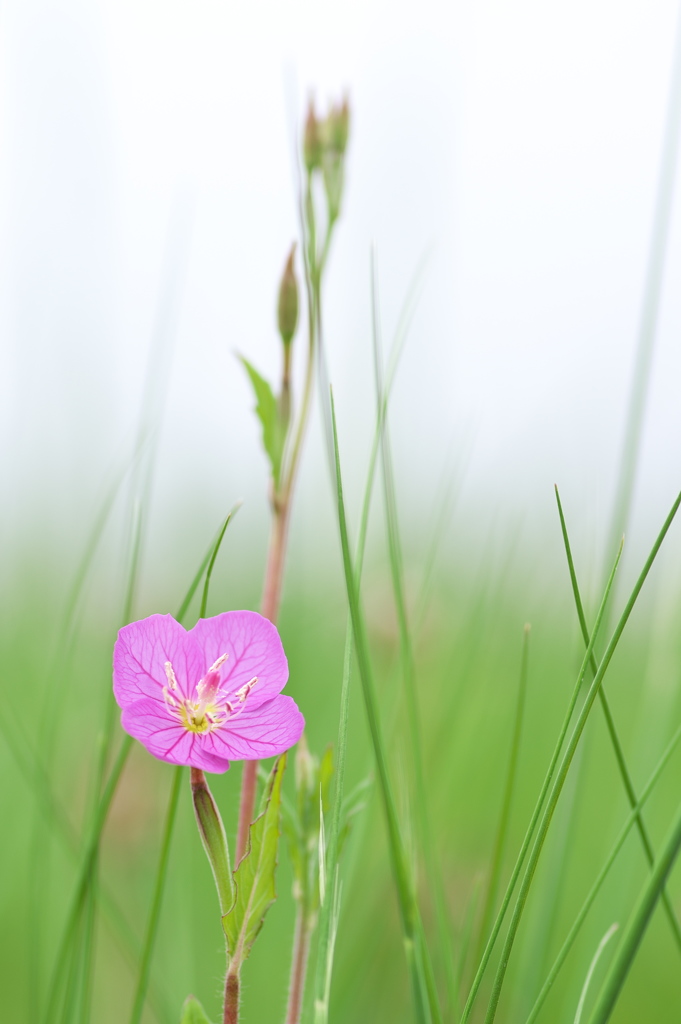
[3, 483, 681, 1022]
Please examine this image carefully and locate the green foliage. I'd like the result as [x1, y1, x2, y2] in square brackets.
[180, 995, 214, 1024]
[239, 356, 286, 487]
[223, 755, 286, 966]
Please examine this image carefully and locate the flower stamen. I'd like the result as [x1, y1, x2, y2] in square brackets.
[235, 676, 258, 703]
[164, 661, 179, 690]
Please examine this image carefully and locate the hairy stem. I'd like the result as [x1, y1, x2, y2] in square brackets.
[223, 969, 240, 1024]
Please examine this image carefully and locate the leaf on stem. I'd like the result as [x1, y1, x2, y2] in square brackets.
[239, 357, 286, 487]
[223, 754, 286, 965]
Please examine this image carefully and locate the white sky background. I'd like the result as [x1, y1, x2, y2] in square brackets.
[2, 0, 681, 593]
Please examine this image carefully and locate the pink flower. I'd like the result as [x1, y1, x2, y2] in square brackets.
[113, 611, 304, 773]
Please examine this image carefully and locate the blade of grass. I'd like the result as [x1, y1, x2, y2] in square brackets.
[312, 249, 432, 1023]
[129, 765, 184, 1024]
[524, 717, 681, 1024]
[460, 542, 623, 1024]
[127, 506, 237, 1024]
[574, 924, 619, 1024]
[42, 733, 133, 1024]
[475, 625, 530, 968]
[371, 253, 456, 1015]
[199, 505, 240, 620]
[328, 387, 440, 1024]
[483, 489, 681, 1023]
[28, 440, 148, 1021]
[585, 795, 681, 1024]
[313, 619, 353, 1024]
[44, 511, 231, 1024]
[555, 486, 681, 952]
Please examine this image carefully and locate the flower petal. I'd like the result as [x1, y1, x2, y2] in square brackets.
[113, 614, 204, 708]
[201, 694, 304, 761]
[189, 611, 288, 710]
[120, 698, 230, 772]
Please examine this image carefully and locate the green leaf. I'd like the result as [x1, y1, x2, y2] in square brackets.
[222, 754, 286, 965]
[239, 356, 285, 486]
[180, 995, 213, 1024]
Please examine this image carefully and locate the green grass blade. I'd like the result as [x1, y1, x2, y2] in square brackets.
[574, 924, 619, 1024]
[328, 387, 438, 1024]
[312, 249, 431, 1023]
[199, 504, 241, 619]
[555, 486, 681, 952]
[460, 546, 623, 1024]
[42, 734, 133, 1024]
[313, 622, 353, 1023]
[44, 514, 234, 1024]
[524, 717, 681, 1024]
[585, 797, 681, 1024]
[129, 504, 239, 1023]
[129, 765, 184, 1024]
[371, 254, 454, 1016]
[475, 625, 530, 966]
[483, 489, 681, 1023]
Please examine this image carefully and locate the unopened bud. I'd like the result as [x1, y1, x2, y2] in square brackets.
[190, 767, 233, 913]
[325, 98, 350, 155]
[277, 244, 299, 347]
[303, 101, 323, 172]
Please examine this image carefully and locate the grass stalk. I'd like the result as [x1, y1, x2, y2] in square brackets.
[129, 509, 236, 1023]
[556, 487, 681, 951]
[523, 717, 681, 1023]
[585, 795, 681, 1024]
[460, 544, 622, 1024]
[574, 924, 619, 1024]
[128, 765, 184, 1024]
[328, 388, 441, 1024]
[371, 255, 456, 1013]
[475, 625, 530, 968]
[44, 514, 235, 1023]
[482, 490, 681, 1022]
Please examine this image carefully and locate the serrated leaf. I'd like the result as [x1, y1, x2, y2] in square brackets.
[180, 995, 214, 1024]
[239, 357, 286, 485]
[222, 754, 286, 965]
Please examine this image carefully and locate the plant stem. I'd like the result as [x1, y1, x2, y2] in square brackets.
[235, 172, 325, 865]
[286, 910, 311, 1024]
[223, 968, 240, 1024]
[235, 504, 290, 865]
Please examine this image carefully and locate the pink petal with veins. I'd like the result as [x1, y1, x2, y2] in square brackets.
[200, 695, 305, 762]
[114, 614, 203, 705]
[189, 611, 288, 710]
[121, 698, 230, 772]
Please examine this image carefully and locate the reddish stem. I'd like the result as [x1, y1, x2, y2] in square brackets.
[235, 505, 290, 864]
[285, 910, 311, 1024]
[223, 969, 239, 1024]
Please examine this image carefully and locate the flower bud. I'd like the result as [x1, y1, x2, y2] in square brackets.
[325, 98, 350, 155]
[190, 767, 233, 914]
[277, 244, 299, 347]
[303, 101, 323, 172]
